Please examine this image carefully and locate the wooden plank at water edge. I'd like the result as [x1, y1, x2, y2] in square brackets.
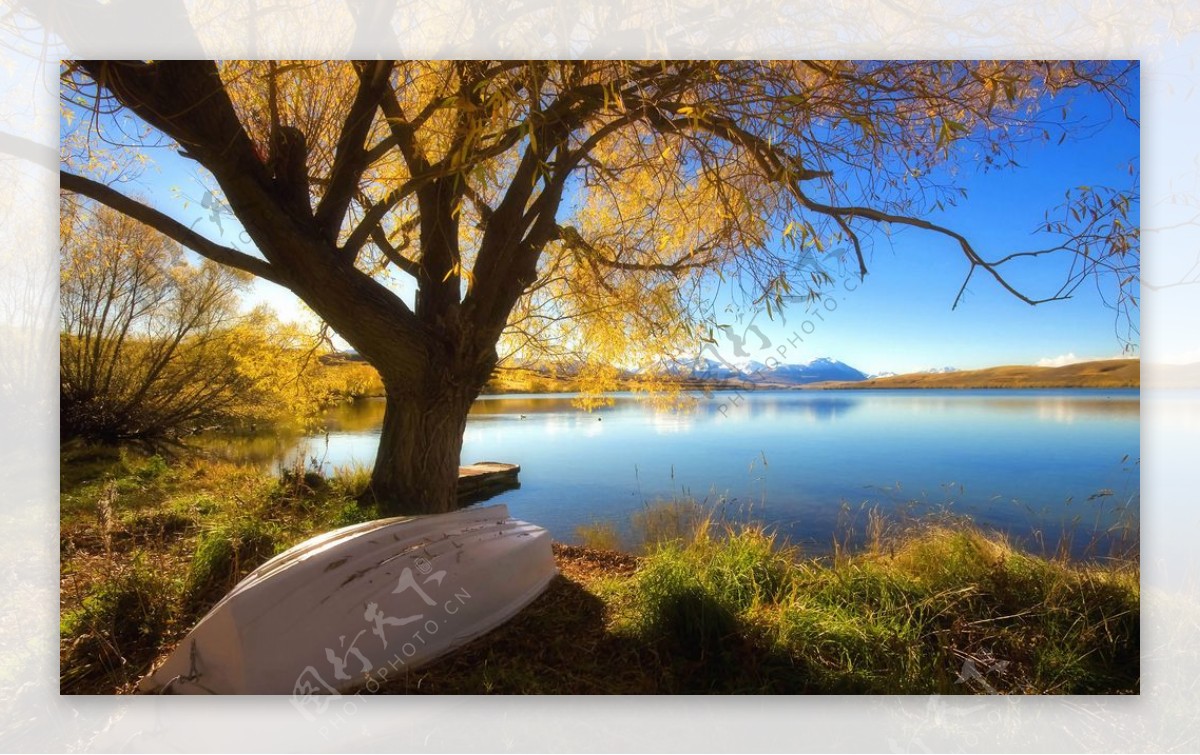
[458, 461, 520, 504]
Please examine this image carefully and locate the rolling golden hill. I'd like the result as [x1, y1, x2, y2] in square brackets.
[811, 358, 1139, 390]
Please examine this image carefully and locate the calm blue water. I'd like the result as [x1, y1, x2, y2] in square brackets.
[279, 389, 1140, 556]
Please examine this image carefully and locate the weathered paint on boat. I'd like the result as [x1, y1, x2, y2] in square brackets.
[139, 504, 555, 696]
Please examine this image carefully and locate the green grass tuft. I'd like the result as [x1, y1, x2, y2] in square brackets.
[182, 518, 279, 614]
[329, 461, 374, 499]
[134, 454, 170, 481]
[575, 520, 623, 551]
[610, 517, 1140, 693]
[60, 558, 175, 693]
[634, 525, 795, 680]
[629, 498, 710, 551]
[324, 500, 383, 529]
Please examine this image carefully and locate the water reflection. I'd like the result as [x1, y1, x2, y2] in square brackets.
[325, 398, 386, 432]
[650, 409, 695, 435]
[817, 390, 1140, 422]
[196, 389, 1139, 557]
[706, 393, 861, 423]
[191, 427, 306, 467]
[289, 389, 1137, 436]
[470, 394, 633, 416]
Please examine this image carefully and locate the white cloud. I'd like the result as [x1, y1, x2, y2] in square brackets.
[1036, 353, 1137, 368]
[1037, 353, 1082, 368]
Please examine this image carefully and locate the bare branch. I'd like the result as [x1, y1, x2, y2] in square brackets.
[645, 105, 1064, 306]
[61, 170, 288, 287]
[554, 224, 717, 273]
[795, 192, 1060, 305]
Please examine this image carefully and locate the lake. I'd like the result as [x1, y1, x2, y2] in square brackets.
[208, 389, 1140, 557]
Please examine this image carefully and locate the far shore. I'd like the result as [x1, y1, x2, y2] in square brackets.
[805, 358, 1138, 391]
[478, 358, 1139, 395]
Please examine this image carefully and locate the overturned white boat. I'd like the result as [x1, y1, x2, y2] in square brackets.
[139, 504, 555, 696]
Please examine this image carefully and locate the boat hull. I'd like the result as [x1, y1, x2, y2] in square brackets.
[139, 504, 555, 695]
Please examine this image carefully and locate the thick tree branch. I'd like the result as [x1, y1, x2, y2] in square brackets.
[370, 224, 421, 279]
[461, 69, 702, 341]
[314, 60, 394, 240]
[362, 133, 400, 166]
[462, 184, 495, 228]
[61, 170, 288, 287]
[465, 139, 577, 346]
[339, 74, 466, 261]
[378, 81, 431, 176]
[76, 61, 270, 190]
[340, 178, 420, 258]
[413, 177, 467, 320]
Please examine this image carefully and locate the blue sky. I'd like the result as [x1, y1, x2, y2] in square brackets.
[701, 81, 1141, 375]
[72, 68, 1140, 377]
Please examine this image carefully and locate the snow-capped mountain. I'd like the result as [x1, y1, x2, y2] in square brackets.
[750, 357, 868, 385]
[867, 371, 898, 379]
[655, 356, 867, 384]
[655, 357, 742, 380]
[922, 366, 959, 374]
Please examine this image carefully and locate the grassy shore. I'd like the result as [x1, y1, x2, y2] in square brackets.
[59, 447, 1138, 695]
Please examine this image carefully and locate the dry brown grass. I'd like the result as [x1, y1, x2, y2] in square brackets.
[814, 358, 1139, 390]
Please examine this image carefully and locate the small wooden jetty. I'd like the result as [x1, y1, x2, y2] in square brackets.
[458, 461, 520, 504]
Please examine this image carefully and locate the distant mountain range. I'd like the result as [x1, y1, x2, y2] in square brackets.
[332, 350, 1136, 391]
[656, 356, 868, 385]
[339, 349, 931, 387]
[867, 367, 957, 379]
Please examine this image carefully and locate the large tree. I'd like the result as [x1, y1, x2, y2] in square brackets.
[59, 60, 1138, 513]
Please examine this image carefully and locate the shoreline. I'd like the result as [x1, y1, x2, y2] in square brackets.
[346, 381, 1140, 403]
[59, 447, 1139, 695]
[326, 359, 1140, 399]
[481, 358, 1140, 394]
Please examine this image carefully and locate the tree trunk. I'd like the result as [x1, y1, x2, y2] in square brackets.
[367, 373, 479, 515]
